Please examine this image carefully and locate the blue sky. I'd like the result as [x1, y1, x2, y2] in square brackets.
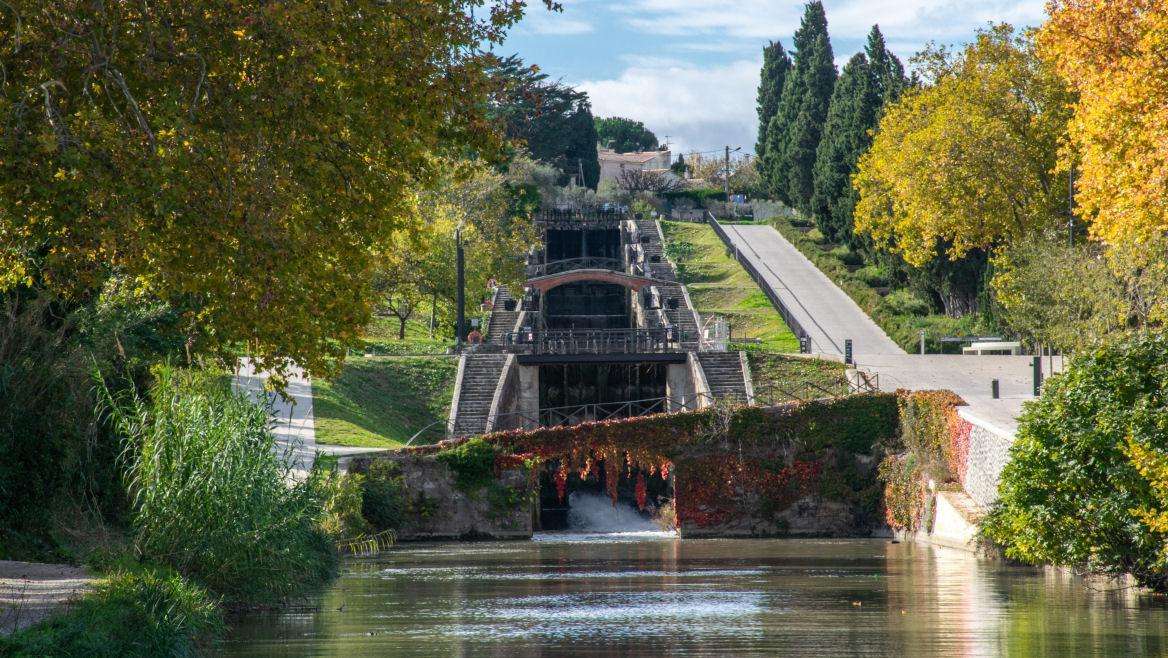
[500, 0, 1047, 155]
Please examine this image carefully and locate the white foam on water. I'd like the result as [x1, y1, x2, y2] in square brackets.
[563, 491, 664, 533]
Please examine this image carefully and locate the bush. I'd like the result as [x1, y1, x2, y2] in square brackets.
[318, 468, 371, 540]
[982, 333, 1168, 592]
[854, 264, 889, 287]
[880, 289, 930, 317]
[436, 438, 501, 491]
[0, 568, 222, 657]
[361, 460, 407, 532]
[829, 245, 863, 269]
[111, 368, 336, 604]
[806, 228, 825, 243]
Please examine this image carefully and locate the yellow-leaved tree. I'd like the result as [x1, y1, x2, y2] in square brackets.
[1039, 0, 1168, 250]
[853, 25, 1072, 267]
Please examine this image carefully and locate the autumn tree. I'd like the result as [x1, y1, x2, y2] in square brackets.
[853, 25, 1072, 267]
[762, 1, 836, 211]
[0, 0, 551, 376]
[755, 41, 792, 162]
[1039, 1, 1168, 263]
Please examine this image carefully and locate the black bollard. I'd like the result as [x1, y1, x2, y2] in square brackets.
[1032, 356, 1043, 396]
[845, 339, 853, 366]
[992, 379, 1000, 399]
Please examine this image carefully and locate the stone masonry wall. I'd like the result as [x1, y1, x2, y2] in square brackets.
[958, 408, 1016, 508]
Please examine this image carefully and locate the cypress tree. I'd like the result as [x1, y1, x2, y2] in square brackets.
[763, 1, 835, 209]
[810, 25, 906, 243]
[755, 41, 792, 162]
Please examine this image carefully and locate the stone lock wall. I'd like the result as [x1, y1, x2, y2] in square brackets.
[957, 408, 1016, 508]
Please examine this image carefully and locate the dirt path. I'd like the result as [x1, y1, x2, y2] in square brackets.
[0, 561, 94, 634]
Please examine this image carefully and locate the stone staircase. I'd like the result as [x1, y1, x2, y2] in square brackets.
[450, 354, 509, 437]
[635, 219, 699, 347]
[698, 351, 750, 402]
[486, 286, 519, 345]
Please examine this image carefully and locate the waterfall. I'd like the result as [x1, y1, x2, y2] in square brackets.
[566, 492, 662, 533]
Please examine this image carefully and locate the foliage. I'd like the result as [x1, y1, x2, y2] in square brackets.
[594, 116, 658, 154]
[360, 460, 407, 533]
[615, 168, 684, 195]
[756, 40, 793, 161]
[881, 289, 930, 317]
[762, 1, 836, 212]
[0, 284, 182, 559]
[853, 25, 1072, 267]
[111, 368, 335, 604]
[1039, 1, 1168, 251]
[745, 351, 849, 402]
[436, 438, 503, 492]
[671, 154, 688, 176]
[492, 55, 600, 188]
[990, 238, 1126, 351]
[660, 221, 799, 351]
[897, 390, 967, 482]
[0, 0, 547, 378]
[0, 567, 222, 658]
[421, 392, 900, 530]
[878, 454, 925, 531]
[982, 333, 1168, 592]
[317, 469, 371, 540]
[811, 26, 906, 244]
[312, 355, 457, 448]
[768, 210, 989, 352]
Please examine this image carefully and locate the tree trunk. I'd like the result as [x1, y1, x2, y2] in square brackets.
[398, 316, 407, 340]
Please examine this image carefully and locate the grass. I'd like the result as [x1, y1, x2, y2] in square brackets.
[312, 354, 458, 448]
[358, 316, 452, 356]
[746, 351, 850, 402]
[0, 567, 223, 658]
[764, 213, 981, 352]
[660, 221, 800, 352]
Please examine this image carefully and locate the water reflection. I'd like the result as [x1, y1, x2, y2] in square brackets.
[219, 538, 1168, 657]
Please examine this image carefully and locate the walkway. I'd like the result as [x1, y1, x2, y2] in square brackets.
[719, 223, 1067, 433]
[233, 359, 387, 475]
[721, 223, 903, 356]
[1, 561, 93, 634]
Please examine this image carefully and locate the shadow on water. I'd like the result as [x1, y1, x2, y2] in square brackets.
[219, 536, 1168, 657]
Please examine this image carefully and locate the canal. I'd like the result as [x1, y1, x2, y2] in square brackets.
[220, 533, 1168, 656]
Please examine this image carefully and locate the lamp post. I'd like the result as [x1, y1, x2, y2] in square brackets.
[455, 227, 466, 348]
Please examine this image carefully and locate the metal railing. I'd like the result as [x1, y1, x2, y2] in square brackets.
[505, 327, 679, 355]
[526, 257, 625, 278]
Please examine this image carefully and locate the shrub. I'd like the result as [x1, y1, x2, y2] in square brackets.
[806, 228, 825, 243]
[878, 454, 925, 531]
[880, 289, 930, 316]
[361, 460, 408, 532]
[111, 367, 336, 604]
[829, 245, 863, 269]
[318, 469, 371, 540]
[436, 437, 501, 491]
[0, 567, 222, 657]
[982, 333, 1168, 592]
[854, 264, 889, 287]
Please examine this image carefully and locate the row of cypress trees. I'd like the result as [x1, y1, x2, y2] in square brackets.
[756, 2, 907, 244]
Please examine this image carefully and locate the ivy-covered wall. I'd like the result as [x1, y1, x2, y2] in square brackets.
[408, 392, 901, 538]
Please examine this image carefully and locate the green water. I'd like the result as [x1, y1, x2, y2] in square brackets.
[219, 534, 1168, 656]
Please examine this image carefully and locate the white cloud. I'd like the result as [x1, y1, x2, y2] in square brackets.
[521, 0, 595, 35]
[579, 58, 762, 154]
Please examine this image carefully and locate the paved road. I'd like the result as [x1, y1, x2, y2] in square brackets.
[234, 359, 386, 475]
[722, 223, 904, 356]
[719, 223, 1071, 432]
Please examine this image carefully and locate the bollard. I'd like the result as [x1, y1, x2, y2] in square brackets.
[799, 335, 810, 354]
[991, 379, 1000, 399]
[845, 339, 853, 366]
[1032, 356, 1043, 396]
[919, 329, 926, 355]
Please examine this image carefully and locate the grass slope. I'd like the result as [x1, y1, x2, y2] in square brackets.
[746, 351, 849, 402]
[313, 355, 457, 448]
[661, 221, 800, 352]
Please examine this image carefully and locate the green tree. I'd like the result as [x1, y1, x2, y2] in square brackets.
[811, 26, 905, 244]
[983, 333, 1168, 593]
[594, 116, 659, 153]
[763, 1, 836, 211]
[755, 41, 792, 161]
[0, 0, 547, 377]
[492, 55, 601, 188]
[671, 153, 688, 176]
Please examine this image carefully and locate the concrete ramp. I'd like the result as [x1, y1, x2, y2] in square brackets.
[720, 223, 903, 357]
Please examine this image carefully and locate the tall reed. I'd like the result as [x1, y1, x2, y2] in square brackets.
[109, 367, 335, 604]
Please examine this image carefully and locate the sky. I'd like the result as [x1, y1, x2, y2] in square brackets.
[499, 0, 1048, 156]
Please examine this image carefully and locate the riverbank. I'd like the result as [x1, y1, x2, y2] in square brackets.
[0, 561, 93, 635]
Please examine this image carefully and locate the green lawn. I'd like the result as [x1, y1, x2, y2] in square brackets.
[312, 355, 458, 448]
[746, 351, 849, 402]
[661, 221, 800, 352]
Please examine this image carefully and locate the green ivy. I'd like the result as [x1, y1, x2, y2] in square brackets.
[435, 438, 500, 492]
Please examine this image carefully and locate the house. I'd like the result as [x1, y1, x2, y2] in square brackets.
[597, 148, 671, 186]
